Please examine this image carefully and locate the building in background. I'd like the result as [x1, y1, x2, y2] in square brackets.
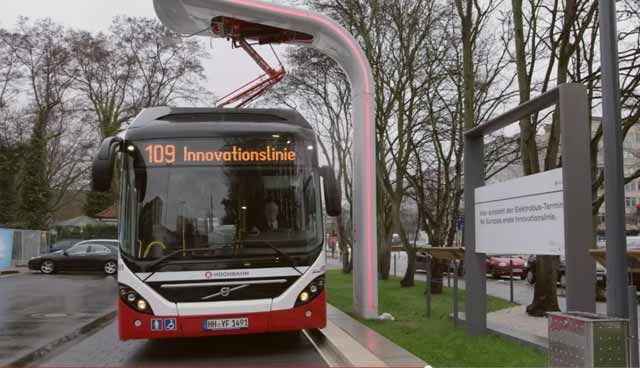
[592, 117, 640, 235]
[490, 117, 640, 236]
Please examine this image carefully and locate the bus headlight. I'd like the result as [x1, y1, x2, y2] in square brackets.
[295, 275, 325, 307]
[119, 284, 154, 315]
[136, 299, 147, 311]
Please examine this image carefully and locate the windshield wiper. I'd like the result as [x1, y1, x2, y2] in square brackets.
[250, 240, 303, 275]
[142, 247, 220, 272]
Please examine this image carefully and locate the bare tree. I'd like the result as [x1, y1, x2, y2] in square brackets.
[110, 16, 210, 111]
[67, 30, 136, 140]
[5, 18, 77, 229]
[265, 47, 355, 272]
[0, 29, 25, 226]
[46, 105, 95, 214]
[401, 0, 517, 291]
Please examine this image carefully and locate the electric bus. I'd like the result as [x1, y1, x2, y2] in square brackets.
[92, 107, 341, 340]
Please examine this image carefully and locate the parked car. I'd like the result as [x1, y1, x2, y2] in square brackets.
[49, 238, 82, 252]
[29, 239, 119, 275]
[524, 255, 607, 288]
[592, 236, 640, 287]
[486, 255, 527, 279]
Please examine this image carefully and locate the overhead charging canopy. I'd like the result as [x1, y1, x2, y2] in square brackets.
[154, 0, 379, 319]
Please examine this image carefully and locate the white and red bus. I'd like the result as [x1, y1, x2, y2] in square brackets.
[92, 108, 341, 340]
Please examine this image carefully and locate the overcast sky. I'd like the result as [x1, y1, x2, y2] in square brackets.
[0, 0, 287, 102]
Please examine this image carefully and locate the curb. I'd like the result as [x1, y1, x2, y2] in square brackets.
[304, 328, 353, 367]
[6, 310, 117, 367]
[311, 321, 386, 367]
[0, 270, 21, 278]
[325, 305, 428, 368]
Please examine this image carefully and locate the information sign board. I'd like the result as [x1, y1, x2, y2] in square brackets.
[475, 168, 564, 255]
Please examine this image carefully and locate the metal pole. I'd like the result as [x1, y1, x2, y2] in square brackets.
[393, 253, 397, 277]
[453, 260, 459, 327]
[463, 133, 487, 335]
[558, 84, 596, 312]
[599, 0, 629, 318]
[509, 259, 514, 303]
[426, 255, 432, 318]
[628, 286, 639, 367]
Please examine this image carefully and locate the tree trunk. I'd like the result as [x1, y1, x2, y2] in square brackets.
[336, 215, 353, 273]
[512, 0, 540, 175]
[379, 239, 392, 280]
[342, 248, 353, 273]
[526, 255, 560, 316]
[401, 248, 416, 287]
[430, 258, 446, 294]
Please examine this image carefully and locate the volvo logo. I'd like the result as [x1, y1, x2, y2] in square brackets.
[219, 287, 231, 297]
[201, 284, 249, 300]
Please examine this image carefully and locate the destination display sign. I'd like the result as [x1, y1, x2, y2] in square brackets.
[133, 138, 309, 166]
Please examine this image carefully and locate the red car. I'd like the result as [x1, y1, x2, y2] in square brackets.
[486, 255, 527, 279]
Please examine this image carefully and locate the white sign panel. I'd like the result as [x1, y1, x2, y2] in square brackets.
[475, 168, 564, 255]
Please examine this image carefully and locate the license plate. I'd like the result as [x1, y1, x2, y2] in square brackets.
[597, 275, 604, 281]
[203, 318, 249, 331]
[511, 269, 522, 273]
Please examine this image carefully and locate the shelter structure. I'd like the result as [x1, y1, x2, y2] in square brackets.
[153, 0, 379, 318]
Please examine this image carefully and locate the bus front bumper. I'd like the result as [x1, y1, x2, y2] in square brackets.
[117, 291, 326, 340]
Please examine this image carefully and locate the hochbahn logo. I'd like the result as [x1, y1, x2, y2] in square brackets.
[204, 270, 251, 279]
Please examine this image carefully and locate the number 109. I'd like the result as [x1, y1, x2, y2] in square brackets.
[144, 144, 176, 164]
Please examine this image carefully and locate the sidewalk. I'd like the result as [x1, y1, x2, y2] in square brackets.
[324, 304, 428, 367]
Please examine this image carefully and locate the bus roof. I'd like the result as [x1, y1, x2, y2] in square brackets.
[125, 107, 315, 140]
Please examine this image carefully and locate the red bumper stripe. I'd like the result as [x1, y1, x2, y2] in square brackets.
[118, 291, 326, 340]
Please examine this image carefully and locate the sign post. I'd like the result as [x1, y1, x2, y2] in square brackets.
[599, 0, 629, 319]
[464, 84, 595, 335]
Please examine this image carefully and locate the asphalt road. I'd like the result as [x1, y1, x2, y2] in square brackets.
[1, 271, 326, 367]
[41, 322, 327, 367]
[0, 271, 118, 366]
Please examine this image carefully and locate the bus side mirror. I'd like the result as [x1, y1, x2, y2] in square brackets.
[320, 166, 341, 217]
[92, 136, 122, 192]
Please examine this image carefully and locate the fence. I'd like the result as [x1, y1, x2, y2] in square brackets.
[11, 229, 49, 266]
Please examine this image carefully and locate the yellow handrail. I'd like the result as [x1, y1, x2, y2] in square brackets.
[143, 241, 167, 258]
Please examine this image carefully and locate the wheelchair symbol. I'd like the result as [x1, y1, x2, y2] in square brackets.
[164, 318, 176, 331]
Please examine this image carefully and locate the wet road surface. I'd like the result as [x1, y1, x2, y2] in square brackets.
[0, 272, 117, 366]
[41, 321, 327, 367]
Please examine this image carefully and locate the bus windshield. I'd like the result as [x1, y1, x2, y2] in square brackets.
[122, 138, 323, 265]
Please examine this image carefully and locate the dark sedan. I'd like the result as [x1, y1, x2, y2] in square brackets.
[29, 239, 119, 275]
[48, 238, 82, 252]
[525, 254, 606, 288]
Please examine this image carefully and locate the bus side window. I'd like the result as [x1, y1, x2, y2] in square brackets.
[119, 156, 135, 256]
